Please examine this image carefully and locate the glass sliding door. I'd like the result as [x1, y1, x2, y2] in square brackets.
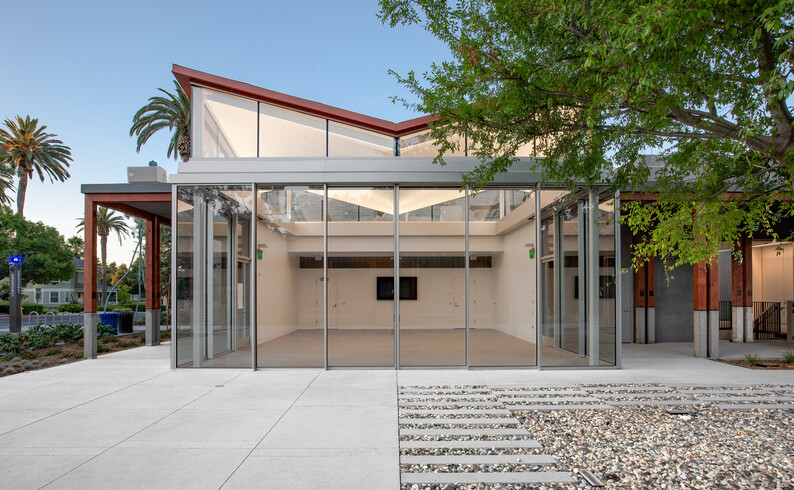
[398, 187, 466, 367]
[597, 195, 617, 365]
[327, 187, 395, 367]
[256, 186, 325, 368]
[174, 185, 253, 368]
[468, 189, 537, 366]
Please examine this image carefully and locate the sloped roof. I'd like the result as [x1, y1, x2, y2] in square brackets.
[172, 64, 435, 137]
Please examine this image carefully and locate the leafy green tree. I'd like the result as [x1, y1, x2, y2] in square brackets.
[77, 207, 131, 305]
[0, 115, 72, 217]
[130, 80, 191, 162]
[379, 0, 794, 268]
[0, 207, 74, 285]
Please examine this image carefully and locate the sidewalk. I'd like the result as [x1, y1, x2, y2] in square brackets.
[0, 341, 791, 489]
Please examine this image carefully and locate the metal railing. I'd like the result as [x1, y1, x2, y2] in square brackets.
[718, 301, 732, 330]
[753, 301, 783, 340]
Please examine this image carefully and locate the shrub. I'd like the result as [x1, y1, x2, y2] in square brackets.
[97, 323, 115, 338]
[53, 323, 83, 343]
[104, 335, 120, 343]
[45, 348, 62, 356]
[40, 360, 51, 368]
[745, 353, 759, 365]
[58, 304, 83, 313]
[117, 341, 133, 348]
[96, 344, 110, 353]
[21, 362, 34, 370]
[782, 351, 794, 364]
[2, 367, 16, 375]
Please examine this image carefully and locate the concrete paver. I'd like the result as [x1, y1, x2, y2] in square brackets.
[0, 340, 789, 489]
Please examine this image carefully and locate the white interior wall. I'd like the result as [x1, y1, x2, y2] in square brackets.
[256, 222, 301, 343]
[753, 243, 794, 303]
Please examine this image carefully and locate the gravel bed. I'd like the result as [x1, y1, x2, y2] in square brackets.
[401, 398, 500, 403]
[515, 405, 794, 488]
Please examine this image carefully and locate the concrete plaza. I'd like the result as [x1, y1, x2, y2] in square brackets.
[0, 340, 793, 489]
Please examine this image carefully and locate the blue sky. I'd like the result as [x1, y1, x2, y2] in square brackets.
[1, 0, 447, 263]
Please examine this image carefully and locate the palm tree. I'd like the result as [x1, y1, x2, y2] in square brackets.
[130, 80, 191, 162]
[0, 115, 72, 217]
[77, 207, 131, 306]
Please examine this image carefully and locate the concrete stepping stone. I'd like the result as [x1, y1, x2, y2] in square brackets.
[508, 404, 614, 411]
[694, 396, 794, 402]
[494, 390, 590, 396]
[401, 440, 542, 449]
[401, 471, 576, 485]
[499, 396, 602, 403]
[400, 409, 512, 415]
[400, 418, 519, 425]
[400, 428, 531, 436]
[400, 388, 490, 394]
[608, 400, 706, 406]
[401, 454, 556, 465]
[400, 401, 503, 407]
[401, 394, 497, 400]
[715, 403, 794, 410]
[580, 386, 672, 392]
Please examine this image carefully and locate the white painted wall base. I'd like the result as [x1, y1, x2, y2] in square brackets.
[634, 307, 646, 344]
[647, 307, 656, 343]
[707, 310, 719, 358]
[743, 306, 753, 343]
[84, 312, 98, 359]
[693, 310, 708, 358]
[145, 308, 161, 346]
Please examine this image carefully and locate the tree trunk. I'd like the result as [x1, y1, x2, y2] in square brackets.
[16, 173, 28, 217]
[101, 235, 108, 308]
[178, 130, 191, 162]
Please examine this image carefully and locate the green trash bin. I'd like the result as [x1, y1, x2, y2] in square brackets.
[117, 312, 134, 334]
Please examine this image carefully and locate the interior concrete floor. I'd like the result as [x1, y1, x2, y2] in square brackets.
[189, 328, 614, 368]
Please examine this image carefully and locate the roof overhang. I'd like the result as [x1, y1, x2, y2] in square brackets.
[81, 182, 172, 224]
[172, 64, 436, 137]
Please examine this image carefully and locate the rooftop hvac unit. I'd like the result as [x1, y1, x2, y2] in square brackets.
[127, 166, 167, 183]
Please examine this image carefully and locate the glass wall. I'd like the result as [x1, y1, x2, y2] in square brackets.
[399, 130, 467, 157]
[328, 123, 394, 156]
[539, 187, 616, 367]
[398, 188, 466, 367]
[469, 189, 537, 366]
[194, 87, 258, 158]
[327, 187, 395, 367]
[259, 104, 326, 157]
[256, 186, 325, 367]
[598, 197, 617, 365]
[175, 181, 618, 369]
[175, 185, 253, 368]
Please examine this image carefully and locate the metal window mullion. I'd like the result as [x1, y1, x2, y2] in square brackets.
[170, 185, 178, 369]
[535, 186, 542, 369]
[578, 199, 586, 358]
[394, 185, 400, 369]
[588, 188, 600, 366]
[230, 213, 237, 352]
[192, 189, 204, 367]
[251, 183, 257, 370]
[614, 191, 622, 368]
[205, 201, 214, 360]
[323, 184, 328, 370]
[553, 213, 562, 350]
[465, 188, 470, 368]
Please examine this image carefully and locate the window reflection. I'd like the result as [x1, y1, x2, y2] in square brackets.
[259, 104, 326, 157]
[328, 122, 394, 156]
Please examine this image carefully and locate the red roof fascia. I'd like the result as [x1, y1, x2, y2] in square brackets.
[172, 64, 436, 137]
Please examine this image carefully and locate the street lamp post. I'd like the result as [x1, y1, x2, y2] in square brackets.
[9, 256, 22, 333]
